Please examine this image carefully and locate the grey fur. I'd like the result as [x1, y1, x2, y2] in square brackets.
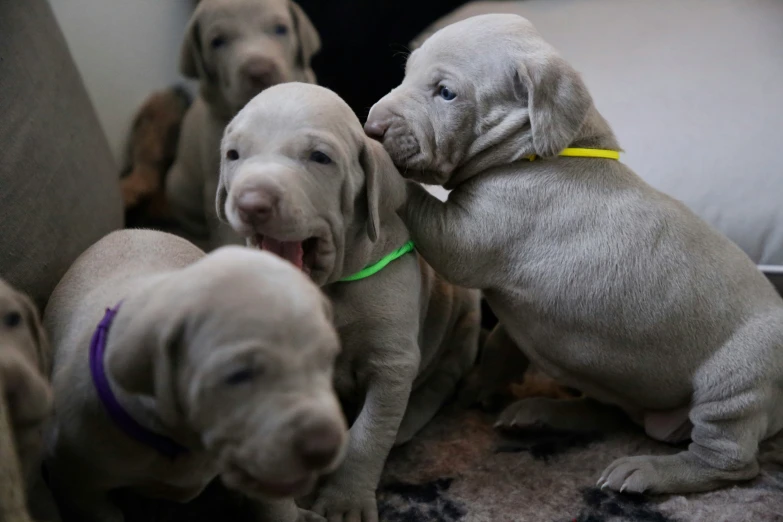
[365, 14, 783, 494]
[166, 0, 320, 251]
[43, 230, 345, 522]
[216, 83, 481, 520]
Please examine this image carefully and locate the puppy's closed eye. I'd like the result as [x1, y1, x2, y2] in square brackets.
[3, 311, 22, 328]
[273, 24, 289, 36]
[309, 151, 332, 165]
[210, 35, 227, 49]
[223, 367, 261, 386]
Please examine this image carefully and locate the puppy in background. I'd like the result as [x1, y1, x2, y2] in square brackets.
[0, 279, 53, 522]
[365, 14, 783, 494]
[166, 0, 320, 250]
[217, 83, 481, 521]
[43, 230, 345, 522]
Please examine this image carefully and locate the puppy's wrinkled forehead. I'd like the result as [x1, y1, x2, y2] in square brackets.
[406, 14, 544, 78]
[226, 83, 362, 153]
[199, 0, 291, 25]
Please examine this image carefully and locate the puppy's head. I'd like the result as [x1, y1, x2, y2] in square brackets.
[365, 14, 594, 188]
[0, 279, 50, 377]
[181, 0, 320, 114]
[109, 247, 346, 500]
[215, 83, 404, 285]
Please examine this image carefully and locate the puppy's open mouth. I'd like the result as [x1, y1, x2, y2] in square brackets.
[251, 235, 320, 275]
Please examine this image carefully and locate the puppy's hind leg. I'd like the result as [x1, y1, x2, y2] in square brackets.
[458, 323, 530, 411]
[600, 321, 780, 494]
[395, 311, 481, 445]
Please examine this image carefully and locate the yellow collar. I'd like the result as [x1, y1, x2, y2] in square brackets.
[526, 147, 620, 161]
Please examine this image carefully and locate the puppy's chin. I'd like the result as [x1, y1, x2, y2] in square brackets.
[400, 168, 450, 186]
[221, 466, 317, 500]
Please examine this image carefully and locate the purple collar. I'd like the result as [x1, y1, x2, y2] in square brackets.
[89, 304, 189, 459]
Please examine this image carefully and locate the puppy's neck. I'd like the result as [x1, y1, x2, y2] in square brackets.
[200, 84, 238, 122]
[448, 105, 621, 189]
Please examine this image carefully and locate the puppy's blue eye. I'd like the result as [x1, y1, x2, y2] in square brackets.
[438, 86, 457, 101]
[210, 36, 227, 49]
[224, 368, 257, 386]
[310, 151, 332, 165]
[274, 24, 289, 36]
[3, 311, 21, 328]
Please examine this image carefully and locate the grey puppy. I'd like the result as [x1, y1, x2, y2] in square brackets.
[43, 230, 346, 522]
[166, 0, 320, 250]
[0, 279, 54, 522]
[216, 83, 482, 521]
[364, 14, 783, 494]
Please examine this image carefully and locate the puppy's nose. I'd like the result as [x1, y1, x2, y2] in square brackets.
[295, 420, 343, 470]
[364, 106, 393, 140]
[242, 59, 275, 87]
[236, 191, 278, 225]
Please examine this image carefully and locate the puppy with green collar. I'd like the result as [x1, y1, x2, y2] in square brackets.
[217, 83, 481, 522]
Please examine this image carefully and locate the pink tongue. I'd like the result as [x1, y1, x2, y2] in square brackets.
[261, 237, 304, 271]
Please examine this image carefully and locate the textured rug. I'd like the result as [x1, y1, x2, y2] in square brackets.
[115, 373, 783, 522]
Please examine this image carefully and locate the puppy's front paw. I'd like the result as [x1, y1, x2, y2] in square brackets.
[598, 453, 707, 494]
[312, 482, 378, 522]
[495, 397, 573, 431]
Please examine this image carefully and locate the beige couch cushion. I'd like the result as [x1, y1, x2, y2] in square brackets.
[415, 0, 783, 266]
[0, 0, 123, 310]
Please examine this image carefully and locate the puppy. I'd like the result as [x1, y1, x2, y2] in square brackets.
[43, 230, 346, 522]
[0, 279, 53, 522]
[217, 83, 481, 521]
[364, 14, 783, 494]
[166, 0, 321, 251]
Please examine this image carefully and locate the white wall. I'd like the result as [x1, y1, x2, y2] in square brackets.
[48, 1, 195, 161]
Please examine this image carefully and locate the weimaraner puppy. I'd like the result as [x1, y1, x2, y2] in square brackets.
[364, 14, 783, 495]
[0, 278, 53, 522]
[166, 0, 321, 251]
[43, 229, 346, 522]
[216, 83, 481, 521]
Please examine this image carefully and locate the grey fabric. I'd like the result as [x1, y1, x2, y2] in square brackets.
[0, 0, 123, 311]
[415, 0, 783, 266]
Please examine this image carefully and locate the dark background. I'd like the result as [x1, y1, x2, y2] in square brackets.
[295, 0, 470, 118]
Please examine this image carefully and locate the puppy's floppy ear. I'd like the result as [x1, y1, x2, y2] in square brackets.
[358, 138, 384, 242]
[216, 172, 229, 223]
[15, 291, 50, 376]
[107, 305, 186, 426]
[516, 55, 592, 157]
[289, 2, 321, 71]
[179, 11, 211, 81]
[358, 137, 407, 242]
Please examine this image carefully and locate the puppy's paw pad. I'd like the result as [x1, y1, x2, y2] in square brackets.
[599, 456, 660, 494]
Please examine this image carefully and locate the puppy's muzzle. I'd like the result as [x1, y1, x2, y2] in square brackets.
[294, 417, 344, 470]
[236, 188, 279, 227]
[241, 57, 280, 92]
[364, 105, 393, 140]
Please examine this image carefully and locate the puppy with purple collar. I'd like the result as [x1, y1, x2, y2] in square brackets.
[43, 229, 345, 522]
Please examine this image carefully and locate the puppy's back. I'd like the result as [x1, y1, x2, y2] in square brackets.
[44, 230, 204, 355]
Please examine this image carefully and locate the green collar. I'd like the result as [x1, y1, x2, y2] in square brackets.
[339, 241, 415, 282]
